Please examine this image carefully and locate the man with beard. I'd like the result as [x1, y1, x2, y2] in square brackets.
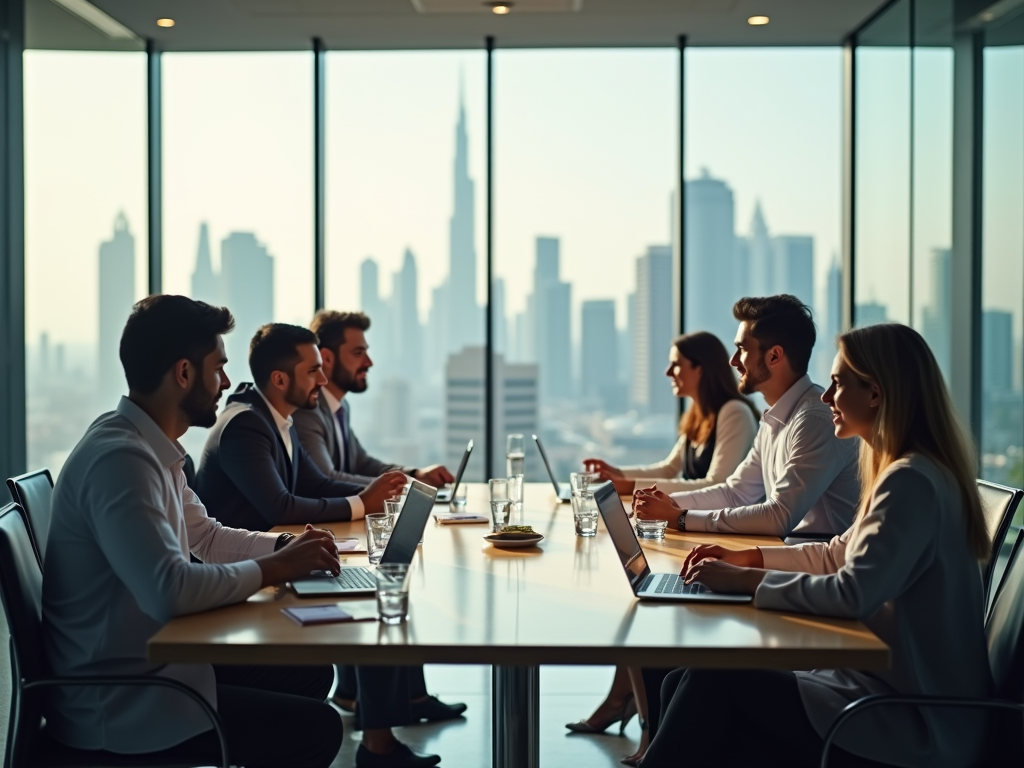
[293, 311, 466, 727]
[43, 295, 344, 767]
[196, 323, 406, 532]
[634, 294, 859, 540]
[294, 310, 453, 488]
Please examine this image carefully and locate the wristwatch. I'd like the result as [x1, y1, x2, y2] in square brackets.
[676, 510, 688, 531]
[274, 532, 296, 551]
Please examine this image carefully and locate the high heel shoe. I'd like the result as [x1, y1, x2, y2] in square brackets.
[565, 693, 637, 735]
[620, 717, 649, 766]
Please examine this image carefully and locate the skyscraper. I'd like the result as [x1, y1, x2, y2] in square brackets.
[191, 222, 220, 305]
[983, 310, 1014, 395]
[773, 235, 814, 308]
[920, 247, 952, 382]
[632, 245, 674, 416]
[530, 236, 572, 402]
[581, 299, 621, 411]
[748, 201, 773, 297]
[220, 232, 274, 380]
[817, 254, 843, 384]
[686, 171, 736, 346]
[98, 212, 135, 400]
[446, 88, 479, 355]
[392, 248, 422, 383]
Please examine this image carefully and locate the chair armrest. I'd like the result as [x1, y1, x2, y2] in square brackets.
[23, 675, 229, 768]
[820, 694, 1024, 768]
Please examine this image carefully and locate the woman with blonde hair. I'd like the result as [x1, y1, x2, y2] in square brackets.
[640, 323, 993, 768]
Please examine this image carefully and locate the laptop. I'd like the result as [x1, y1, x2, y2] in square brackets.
[593, 482, 753, 604]
[435, 440, 473, 503]
[291, 479, 438, 597]
[532, 434, 571, 502]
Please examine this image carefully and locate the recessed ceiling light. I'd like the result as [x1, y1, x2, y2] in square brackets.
[748, 15, 770, 26]
[980, 10, 995, 21]
[488, 2, 512, 13]
[156, 17, 175, 27]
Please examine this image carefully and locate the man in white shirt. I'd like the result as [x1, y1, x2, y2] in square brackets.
[43, 295, 344, 767]
[635, 294, 860, 539]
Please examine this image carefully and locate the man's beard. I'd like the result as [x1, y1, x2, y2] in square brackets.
[332, 364, 369, 394]
[181, 377, 220, 428]
[738, 358, 771, 395]
[286, 379, 319, 410]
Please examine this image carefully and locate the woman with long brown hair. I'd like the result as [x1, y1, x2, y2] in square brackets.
[642, 323, 993, 768]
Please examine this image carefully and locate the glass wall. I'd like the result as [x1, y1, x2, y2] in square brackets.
[324, 52, 486, 479]
[24, 51, 147, 476]
[494, 50, 677, 482]
[163, 53, 314, 460]
[686, 48, 842, 389]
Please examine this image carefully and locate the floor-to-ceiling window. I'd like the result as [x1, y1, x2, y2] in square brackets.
[686, 48, 842, 390]
[162, 53, 314, 460]
[24, 51, 147, 476]
[324, 51, 486, 480]
[493, 49, 677, 482]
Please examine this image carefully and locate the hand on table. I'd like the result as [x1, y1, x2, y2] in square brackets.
[632, 486, 679, 522]
[359, 471, 408, 512]
[414, 464, 455, 488]
[257, 525, 339, 587]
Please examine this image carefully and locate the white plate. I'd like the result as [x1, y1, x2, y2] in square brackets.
[484, 534, 544, 549]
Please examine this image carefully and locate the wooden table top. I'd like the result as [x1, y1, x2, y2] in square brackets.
[148, 483, 888, 670]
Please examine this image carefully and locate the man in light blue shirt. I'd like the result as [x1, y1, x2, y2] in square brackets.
[635, 295, 859, 538]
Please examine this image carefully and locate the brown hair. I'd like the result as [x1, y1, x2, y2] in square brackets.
[838, 323, 989, 561]
[310, 310, 371, 353]
[733, 294, 816, 375]
[675, 331, 758, 446]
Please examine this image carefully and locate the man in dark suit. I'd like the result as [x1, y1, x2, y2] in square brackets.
[294, 310, 467, 726]
[196, 323, 439, 768]
[294, 310, 454, 488]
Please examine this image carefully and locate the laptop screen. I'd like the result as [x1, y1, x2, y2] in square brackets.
[531, 434, 562, 494]
[593, 482, 651, 591]
[449, 440, 473, 496]
[380, 480, 437, 565]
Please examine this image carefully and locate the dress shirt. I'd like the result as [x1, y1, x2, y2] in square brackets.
[256, 386, 294, 461]
[670, 375, 860, 536]
[42, 397, 278, 753]
[320, 387, 347, 471]
[621, 399, 758, 494]
[755, 454, 992, 767]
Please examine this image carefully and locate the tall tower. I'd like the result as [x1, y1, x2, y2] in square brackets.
[581, 299, 620, 411]
[190, 222, 220, 305]
[447, 85, 479, 355]
[632, 245, 674, 415]
[220, 232, 274, 381]
[98, 212, 135, 401]
[921, 247, 952, 382]
[748, 201, 773, 297]
[530, 236, 572, 401]
[685, 171, 736, 346]
[393, 248, 422, 382]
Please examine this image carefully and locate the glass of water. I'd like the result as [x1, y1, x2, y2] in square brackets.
[365, 513, 391, 564]
[570, 471, 600, 495]
[451, 486, 468, 513]
[507, 474, 524, 521]
[506, 434, 525, 477]
[384, 499, 402, 529]
[490, 500, 512, 533]
[374, 563, 411, 624]
[571, 491, 599, 537]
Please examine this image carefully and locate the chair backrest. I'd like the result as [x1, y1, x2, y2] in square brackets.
[978, 480, 1024, 612]
[0, 503, 49, 767]
[6, 469, 54, 565]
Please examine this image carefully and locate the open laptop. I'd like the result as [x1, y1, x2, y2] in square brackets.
[593, 482, 753, 604]
[435, 440, 473, 503]
[291, 480, 438, 597]
[532, 434, 571, 502]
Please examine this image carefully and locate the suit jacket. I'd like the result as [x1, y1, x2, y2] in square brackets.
[195, 383, 364, 532]
[292, 394, 409, 485]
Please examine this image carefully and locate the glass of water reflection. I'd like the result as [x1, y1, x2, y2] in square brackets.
[374, 563, 411, 624]
[506, 434, 525, 478]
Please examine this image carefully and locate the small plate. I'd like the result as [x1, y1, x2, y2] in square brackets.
[484, 534, 544, 549]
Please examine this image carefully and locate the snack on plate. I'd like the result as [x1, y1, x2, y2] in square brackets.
[490, 525, 538, 540]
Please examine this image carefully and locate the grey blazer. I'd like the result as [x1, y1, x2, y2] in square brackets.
[292, 394, 410, 486]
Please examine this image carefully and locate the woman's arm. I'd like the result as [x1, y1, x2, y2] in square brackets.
[618, 436, 686, 480]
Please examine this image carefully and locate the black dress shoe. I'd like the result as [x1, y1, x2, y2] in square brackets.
[355, 743, 441, 768]
[410, 695, 468, 723]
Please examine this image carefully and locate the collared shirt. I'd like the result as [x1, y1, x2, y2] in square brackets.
[320, 386, 347, 469]
[671, 374, 860, 536]
[42, 397, 278, 753]
[256, 386, 294, 461]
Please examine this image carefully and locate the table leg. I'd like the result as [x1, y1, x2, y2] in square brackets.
[492, 664, 540, 768]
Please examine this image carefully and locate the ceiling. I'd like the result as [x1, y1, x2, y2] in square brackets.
[27, 0, 890, 52]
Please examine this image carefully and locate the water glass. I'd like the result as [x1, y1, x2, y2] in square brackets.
[506, 434, 525, 477]
[374, 563, 411, 625]
[365, 513, 391, 564]
[571, 492, 599, 537]
[570, 471, 600, 495]
[451, 486, 468, 513]
[384, 499, 402, 529]
[635, 518, 668, 540]
[490, 500, 512, 533]
[507, 474, 524, 521]
[489, 478, 509, 503]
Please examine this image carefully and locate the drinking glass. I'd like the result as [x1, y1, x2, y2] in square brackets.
[490, 500, 512, 533]
[374, 563, 411, 624]
[365, 513, 391, 564]
[451, 486, 468, 513]
[507, 474, 524, 521]
[506, 434, 525, 478]
[570, 471, 600, 495]
[384, 499, 402, 529]
[489, 478, 509, 503]
[571, 492, 599, 537]
[635, 518, 668, 540]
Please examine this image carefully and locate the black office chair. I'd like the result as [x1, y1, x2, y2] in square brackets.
[0, 503, 229, 768]
[978, 479, 1024, 616]
[6, 468, 54, 565]
[819, 527, 1024, 768]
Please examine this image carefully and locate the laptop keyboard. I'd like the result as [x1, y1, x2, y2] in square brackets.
[649, 573, 709, 595]
[319, 567, 375, 590]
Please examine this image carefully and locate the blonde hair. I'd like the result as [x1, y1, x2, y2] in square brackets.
[838, 323, 989, 561]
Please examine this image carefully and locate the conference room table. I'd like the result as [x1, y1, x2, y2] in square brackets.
[148, 482, 889, 768]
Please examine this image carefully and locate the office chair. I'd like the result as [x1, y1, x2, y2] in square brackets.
[6, 468, 54, 565]
[978, 479, 1024, 617]
[0, 503, 228, 768]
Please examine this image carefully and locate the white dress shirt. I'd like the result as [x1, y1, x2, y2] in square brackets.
[671, 375, 860, 536]
[256, 386, 294, 460]
[621, 399, 758, 494]
[755, 454, 992, 767]
[42, 397, 278, 753]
